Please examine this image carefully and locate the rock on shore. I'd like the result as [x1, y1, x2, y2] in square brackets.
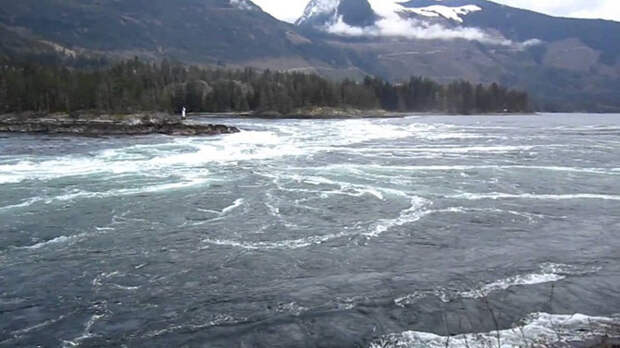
[0, 113, 240, 136]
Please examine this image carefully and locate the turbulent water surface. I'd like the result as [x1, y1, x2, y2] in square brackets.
[1, 114, 619, 347]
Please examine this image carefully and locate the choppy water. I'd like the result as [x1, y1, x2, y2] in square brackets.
[1, 114, 619, 347]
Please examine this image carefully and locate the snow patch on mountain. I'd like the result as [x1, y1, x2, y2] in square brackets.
[296, 0, 340, 25]
[404, 5, 482, 23]
[366, 0, 481, 24]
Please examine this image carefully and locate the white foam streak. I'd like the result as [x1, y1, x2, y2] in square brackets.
[424, 207, 550, 223]
[351, 164, 619, 175]
[3, 314, 68, 341]
[395, 263, 600, 307]
[408, 146, 534, 153]
[452, 192, 620, 201]
[371, 313, 620, 348]
[62, 313, 105, 347]
[144, 314, 245, 338]
[0, 178, 209, 212]
[221, 198, 245, 215]
[19, 225, 116, 251]
[335, 120, 412, 144]
[366, 196, 431, 237]
[203, 231, 352, 250]
[23, 235, 82, 250]
[0, 197, 44, 212]
[460, 263, 581, 299]
[269, 173, 390, 201]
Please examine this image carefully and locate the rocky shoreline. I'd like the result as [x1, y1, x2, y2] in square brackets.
[0, 113, 240, 136]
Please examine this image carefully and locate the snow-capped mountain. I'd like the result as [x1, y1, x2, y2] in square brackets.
[295, 0, 620, 111]
[296, 0, 377, 28]
[296, 0, 339, 25]
[298, 0, 484, 27]
[297, 0, 508, 42]
[296, 0, 522, 47]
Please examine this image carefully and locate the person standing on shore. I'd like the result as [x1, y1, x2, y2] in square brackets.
[182, 106, 187, 119]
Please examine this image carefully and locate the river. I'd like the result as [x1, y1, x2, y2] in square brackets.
[1, 114, 619, 347]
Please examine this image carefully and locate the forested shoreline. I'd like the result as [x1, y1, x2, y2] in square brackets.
[0, 58, 530, 116]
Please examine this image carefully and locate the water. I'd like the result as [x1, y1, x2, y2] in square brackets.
[0, 114, 619, 347]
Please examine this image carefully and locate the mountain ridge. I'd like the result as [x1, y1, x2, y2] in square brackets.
[294, 0, 620, 111]
[1, 0, 619, 111]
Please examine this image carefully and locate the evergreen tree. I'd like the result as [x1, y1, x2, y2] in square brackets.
[0, 58, 530, 116]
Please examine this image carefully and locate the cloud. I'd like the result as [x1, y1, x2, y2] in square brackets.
[325, 15, 542, 48]
[323, 1, 542, 48]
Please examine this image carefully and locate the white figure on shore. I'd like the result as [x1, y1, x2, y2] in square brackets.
[182, 106, 186, 119]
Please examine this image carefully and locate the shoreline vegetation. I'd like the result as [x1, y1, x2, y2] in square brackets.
[0, 58, 530, 119]
[0, 58, 532, 135]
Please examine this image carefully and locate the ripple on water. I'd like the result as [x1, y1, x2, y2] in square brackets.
[1, 115, 619, 347]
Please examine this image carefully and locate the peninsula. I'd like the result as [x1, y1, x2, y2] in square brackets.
[0, 113, 240, 136]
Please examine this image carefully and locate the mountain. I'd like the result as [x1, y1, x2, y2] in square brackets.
[1, 0, 619, 111]
[297, 0, 620, 111]
[297, 0, 377, 28]
[0, 0, 359, 72]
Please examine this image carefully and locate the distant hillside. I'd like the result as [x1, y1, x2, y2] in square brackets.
[0, 0, 356, 70]
[1, 0, 619, 112]
[297, 0, 620, 112]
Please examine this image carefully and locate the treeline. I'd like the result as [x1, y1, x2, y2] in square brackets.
[0, 58, 529, 115]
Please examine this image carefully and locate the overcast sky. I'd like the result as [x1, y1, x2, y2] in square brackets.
[252, 0, 620, 23]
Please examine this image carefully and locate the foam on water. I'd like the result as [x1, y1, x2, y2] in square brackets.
[425, 207, 549, 223]
[1, 314, 69, 346]
[143, 313, 247, 339]
[62, 313, 105, 348]
[203, 190, 556, 252]
[221, 198, 245, 215]
[296, 175, 386, 200]
[202, 231, 353, 250]
[333, 120, 413, 145]
[0, 197, 45, 212]
[452, 192, 620, 201]
[22, 235, 83, 250]
[370, 312, 620, 348]
[395, 263, 600, 307]
[365, 196, 431, 237]
[261, 171, 396, 201]
[18, 224, 117, 251]
[340, 164, 620, 175]
[0, 129, 301, 185]
[0, 177, 210, 211]
[460, 263, 596, 299]
[406, 145, 535, 153]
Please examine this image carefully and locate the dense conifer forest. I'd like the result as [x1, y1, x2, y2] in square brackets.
[0, 58, 530, 116]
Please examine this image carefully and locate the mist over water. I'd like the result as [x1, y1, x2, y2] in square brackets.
[1, 114, 619, 347]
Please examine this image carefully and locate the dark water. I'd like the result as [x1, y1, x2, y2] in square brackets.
[1, 114, 619, 347]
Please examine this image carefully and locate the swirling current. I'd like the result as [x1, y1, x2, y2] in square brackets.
[0, 114, 619, 347]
